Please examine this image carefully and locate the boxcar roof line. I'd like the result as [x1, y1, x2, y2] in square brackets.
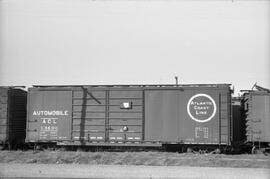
[32, 84, 231, 88]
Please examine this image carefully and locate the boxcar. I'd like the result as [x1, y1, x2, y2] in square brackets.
[241, 86, 270, 150]
[26, 84, 232, 150]
[0, 87, 27, 149]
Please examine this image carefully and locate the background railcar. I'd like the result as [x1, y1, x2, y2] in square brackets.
[0, 87, 27, 149]
[26, 84, 232, 151]
[241, 85, 270, 152]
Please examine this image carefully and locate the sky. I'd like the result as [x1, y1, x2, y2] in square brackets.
[0, 0, 269, 95]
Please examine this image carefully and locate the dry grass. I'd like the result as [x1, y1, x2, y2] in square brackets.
[0, 150, 269, 168]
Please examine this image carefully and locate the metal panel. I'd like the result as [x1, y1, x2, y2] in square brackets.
[73, 112, 105, 119]
[72, 132, 105, 141]
[109, 119, 142, 126]
[73, 91, 106, 98]
[109, 99, 143, 106]
[0, 126, 7, 137]
[109, 125, 142, 133]
[220, 119, 228, 126]
[145, 88, 230, 145]
[109, 105, 142, 112]
[109, 113, 142, 119]
[109, 91, 143, 99]
[27, 90, 72, 141]
[73, 125, 105, 132]
[0, 119, 7, 125]
[179, 90, 222, 144]
[71, 88, 107, 143]
[0, 88, 8, 143]
[0, 110, 7, 119]
[73, 105, 106, 112]
[108, 90, 143, 142]
[109, 132, 142, 141]
[73, 99, 106, 105]
[73, 119, 105, 125]
[145, 90, 179, 142]
[245, 93, 270, 143]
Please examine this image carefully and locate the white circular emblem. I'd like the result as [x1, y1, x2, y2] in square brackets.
[187, 94, 217, 123]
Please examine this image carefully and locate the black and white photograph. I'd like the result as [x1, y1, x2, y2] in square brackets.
[0, 0, 269, 178]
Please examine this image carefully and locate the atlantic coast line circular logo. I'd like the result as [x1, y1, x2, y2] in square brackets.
[187, 94, 217, 123]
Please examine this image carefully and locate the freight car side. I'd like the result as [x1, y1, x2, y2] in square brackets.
[0, 87, 27, 149]
[241, 86, 270, 152]
[145, 85, 232, 152]
[26, 84, 232, 151]
[26, 86, 148, 147]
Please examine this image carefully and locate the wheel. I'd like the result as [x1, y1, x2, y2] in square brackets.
[251, 146, 256, 154]
[34, 144, 43, 151]
[187, 147, 193, 153]
[215, 148, 221, 154]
